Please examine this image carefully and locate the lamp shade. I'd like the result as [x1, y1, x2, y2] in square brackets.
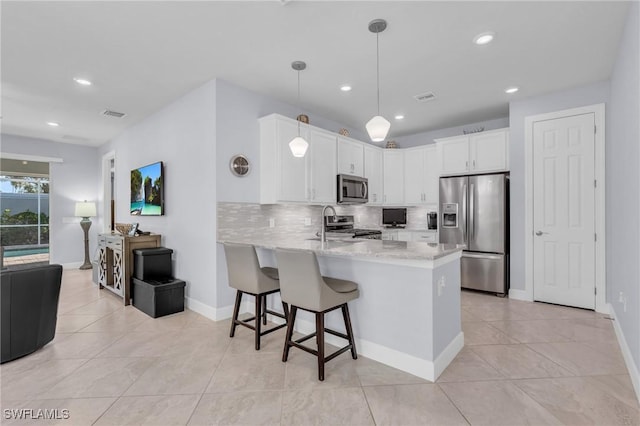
[75, 201, 96, 218]
[289, 136, 309, 158]
[366, 115, 391, 142]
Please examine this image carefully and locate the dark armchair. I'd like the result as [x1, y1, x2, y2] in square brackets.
[1, 264, 63, 363]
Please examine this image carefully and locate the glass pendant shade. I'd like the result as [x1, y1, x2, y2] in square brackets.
[366, 115, 391, 142]
[289, 136, 309, 157]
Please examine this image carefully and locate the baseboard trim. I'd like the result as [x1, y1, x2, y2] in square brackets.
[434, 332, 465, 379]
[185, 297, 234, 321]
[61, 262, 83, 269]
[281, 315, 456, 382]
[508, 288, 532, 301]
[608, 303, 640, 404]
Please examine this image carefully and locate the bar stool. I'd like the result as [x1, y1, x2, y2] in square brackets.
[223, 243, 289, 350]
[275, 248, 359, 381]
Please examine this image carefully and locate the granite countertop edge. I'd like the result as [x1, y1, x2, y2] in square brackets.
[217, 236, 463, 261]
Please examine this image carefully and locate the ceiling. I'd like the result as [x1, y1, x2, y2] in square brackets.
[1, 1, 630, 147]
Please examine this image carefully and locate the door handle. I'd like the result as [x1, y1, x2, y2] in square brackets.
[470, 183, 475, 241]
[462, 183, 467, 243]
[535, 231, 549, 236]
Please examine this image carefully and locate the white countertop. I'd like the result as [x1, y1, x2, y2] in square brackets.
[217, 235, 463, 261]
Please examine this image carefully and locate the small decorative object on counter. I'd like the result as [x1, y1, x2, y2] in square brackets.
[385, 140, 398, 149]
[297, 114, 309, 124]
[463, 127, 484, 135]
[338, 128, 350, 136]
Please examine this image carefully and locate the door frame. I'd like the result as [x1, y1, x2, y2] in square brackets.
[523, 103, 606, 313]
[101, 151, 116, 233]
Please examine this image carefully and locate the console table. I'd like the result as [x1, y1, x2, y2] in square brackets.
[97, 233, 161, 305]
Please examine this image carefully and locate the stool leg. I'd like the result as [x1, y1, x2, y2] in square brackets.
[255, 294, 262, 350]
[342, 304, 358, 359]
[262, 295, 267, 325]
[230, 291, 242, 338]
[282, 302, 290, 324]
[282, 305, 297, 362]
[316, 312, 325, 381]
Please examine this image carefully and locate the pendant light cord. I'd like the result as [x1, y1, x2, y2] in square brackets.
[297, 69, 301, 136]
[376, 31, 380, 116]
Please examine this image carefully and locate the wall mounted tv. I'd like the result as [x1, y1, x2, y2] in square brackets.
[130, 161, 164, 216]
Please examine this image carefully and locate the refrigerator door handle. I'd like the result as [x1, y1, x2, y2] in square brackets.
[462, 252, 503, 260]
[470, 183, 475, 242]
[462, 183, 467, 243]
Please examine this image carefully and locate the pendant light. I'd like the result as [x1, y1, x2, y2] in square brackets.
[366, 19, 391, 143]
[289, 61, 309, 157]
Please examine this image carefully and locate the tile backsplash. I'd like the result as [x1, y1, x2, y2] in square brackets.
[217, 202, 436, 240]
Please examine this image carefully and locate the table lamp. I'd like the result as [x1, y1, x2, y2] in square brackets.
[75, 201, 97, 270]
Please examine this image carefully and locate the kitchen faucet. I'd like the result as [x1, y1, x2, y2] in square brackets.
[320, 205, 337, 242]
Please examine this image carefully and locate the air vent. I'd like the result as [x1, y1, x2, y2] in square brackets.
[413, 92, 436, 102]
[102, 109, 126, 118]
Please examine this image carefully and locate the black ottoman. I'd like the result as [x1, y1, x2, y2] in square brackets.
[132, 277, 185, 318]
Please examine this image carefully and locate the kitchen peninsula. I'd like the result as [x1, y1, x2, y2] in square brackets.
[216, 236, 464, 381]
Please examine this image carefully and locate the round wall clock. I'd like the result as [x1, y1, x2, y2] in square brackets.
[229, 154, 250, 177]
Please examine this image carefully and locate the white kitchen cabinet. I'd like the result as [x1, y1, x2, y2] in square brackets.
[397, 230, 412, 242]
[308, 128, 337, 203]
[381, 230, 398, 241]
[337, 137, 364, 177]
[412, 231, 437, 243]
[403, 145, 438, 205]
[364, 145, 383, 205]
[383, 150, 404, 205]
[259, 114, 336, 204]
[436, 128, 509, 176]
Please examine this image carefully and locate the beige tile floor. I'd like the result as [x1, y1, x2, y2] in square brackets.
[1, 268, 639, 425]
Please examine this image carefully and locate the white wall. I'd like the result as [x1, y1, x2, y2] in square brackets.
[0, 134, 100, 265]
[508, 81, 610, 291]
[394, 116, 510, 148]
[608, 2, 640, 373]
[98, 80, 217, 308]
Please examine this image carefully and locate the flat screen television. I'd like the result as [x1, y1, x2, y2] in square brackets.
[130, 161, 164, 216]
[382, 208, 407, 227]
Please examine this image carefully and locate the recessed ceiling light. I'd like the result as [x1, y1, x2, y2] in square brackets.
[47, 121, 60, 127]
[340, 85, 352, 92]
[473, 32, 495, 45]
[505, 86, 519, 94]
[394, 115, 405, 120]
[73, 77, 92, 86]
[22, 161, 28, 165]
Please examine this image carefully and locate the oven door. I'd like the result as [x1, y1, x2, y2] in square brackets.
[337, 175, 368, 204]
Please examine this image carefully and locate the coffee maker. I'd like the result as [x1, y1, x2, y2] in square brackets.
[427, 212, 437, 230]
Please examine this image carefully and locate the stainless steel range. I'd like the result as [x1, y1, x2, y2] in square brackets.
[324, 215, 382, 240]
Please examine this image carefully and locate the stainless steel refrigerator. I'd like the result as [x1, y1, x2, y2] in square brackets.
[439, 173, 509, 295]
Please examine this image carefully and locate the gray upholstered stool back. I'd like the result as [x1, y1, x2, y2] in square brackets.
[223, 242, 273, 294]
[276, 248, 356, 312]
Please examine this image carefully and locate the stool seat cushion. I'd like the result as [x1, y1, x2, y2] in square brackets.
[261, 267, 279, 281]
[324, 277, 357, 293]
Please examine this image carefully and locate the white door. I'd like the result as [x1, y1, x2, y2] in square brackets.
[383, 150, 404, 205]
[308, 129, 337, 204]
[404, 147, 424, 204]
[364, 146, 383, 205]
[437, 136, 469, 176]
[533, 113, 595, 309]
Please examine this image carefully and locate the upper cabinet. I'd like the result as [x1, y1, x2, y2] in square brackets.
[259, 114, 336, 204]
[383, 150, 404, 205]
[436, 128, 509, 176]
[403, 145, 438, 205]
[363, 145, 383, 205]
[337, 136, 364, 177]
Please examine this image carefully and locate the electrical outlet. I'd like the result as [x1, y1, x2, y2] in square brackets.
[304, 217, 312, 226]
[269, 218, 275, 228]
[619, 292, 624, 303]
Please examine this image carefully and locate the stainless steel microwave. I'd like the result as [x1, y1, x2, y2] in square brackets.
[337, 174, 368, 204]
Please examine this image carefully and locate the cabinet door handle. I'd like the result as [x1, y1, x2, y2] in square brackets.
[473, 160, 476, 169]
[466, 160, 469, 169]
[384, 195, 387, 202]
[312, 189, 316, 200]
